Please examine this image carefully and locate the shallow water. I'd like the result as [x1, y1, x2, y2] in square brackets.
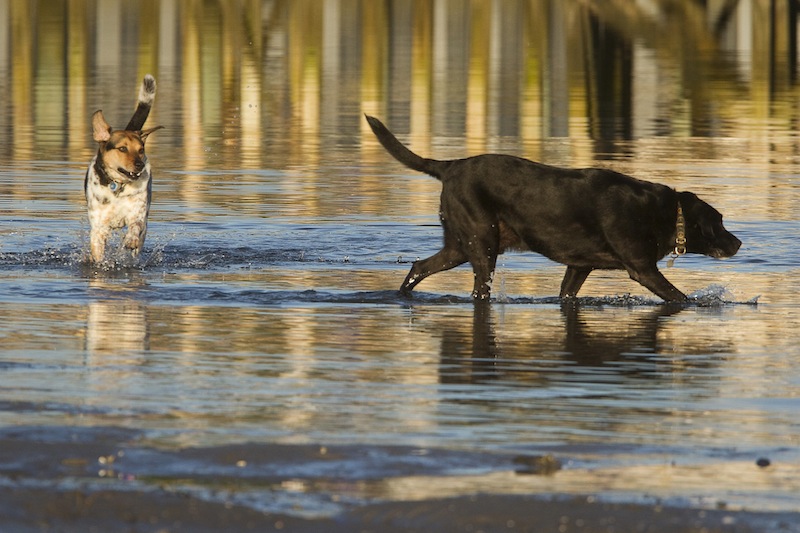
[2, 0, 800, 524]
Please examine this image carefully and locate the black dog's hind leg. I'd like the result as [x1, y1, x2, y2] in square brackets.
[464, 227, 501, 301]
[560, 266, 593, 298]
[401, 246, 467, 295]
[469, 256, 497, 300]
[467, 245, 498, 301]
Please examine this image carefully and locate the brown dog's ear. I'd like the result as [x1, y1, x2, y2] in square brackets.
[139, 125, 164, 141]
[92, 110, 112, 143]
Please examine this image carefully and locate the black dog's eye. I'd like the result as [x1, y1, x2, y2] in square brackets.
[118, 146, 128, 153]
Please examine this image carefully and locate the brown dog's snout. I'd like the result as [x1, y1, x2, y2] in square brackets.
[116, 154, 146, 180]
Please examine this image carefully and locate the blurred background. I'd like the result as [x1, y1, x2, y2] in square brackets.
[1, 0, 798, 161]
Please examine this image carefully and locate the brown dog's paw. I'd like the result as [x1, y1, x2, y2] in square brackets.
[123, 233, 143, 255]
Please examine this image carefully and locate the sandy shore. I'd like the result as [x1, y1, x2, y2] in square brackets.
[1, 426, 797, 533]
[2, 486, 798, 533]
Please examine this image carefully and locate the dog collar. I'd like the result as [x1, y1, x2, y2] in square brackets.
[674, 202, 687, 255]
[93, 158, 125, 195]
[667, 202, 686, 267]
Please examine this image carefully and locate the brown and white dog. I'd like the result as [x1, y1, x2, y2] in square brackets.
[84, 74, 163, 263]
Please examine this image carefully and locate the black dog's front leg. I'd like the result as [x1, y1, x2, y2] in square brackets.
[400, 247, 467, 295]
[560, 266, 593, 298]
[627, 265, 687, 303]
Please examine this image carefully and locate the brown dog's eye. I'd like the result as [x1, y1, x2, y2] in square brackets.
[118, 146, 128, 153]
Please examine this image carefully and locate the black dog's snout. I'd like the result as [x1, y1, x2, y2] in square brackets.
[729, 233, 742, 255]
[715, 231, 742, 259]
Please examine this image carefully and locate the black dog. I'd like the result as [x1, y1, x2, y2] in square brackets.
[365, 115, 741, 303]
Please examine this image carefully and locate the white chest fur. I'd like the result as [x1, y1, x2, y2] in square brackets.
[85, 154, 152, 261]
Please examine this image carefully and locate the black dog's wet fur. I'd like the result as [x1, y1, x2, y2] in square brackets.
[365, 115, 742, 303]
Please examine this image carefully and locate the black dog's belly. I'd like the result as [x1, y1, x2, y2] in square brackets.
[541, 247, 622, 270]
[497, 219, 623, 269]
[522, 235, 623, 270]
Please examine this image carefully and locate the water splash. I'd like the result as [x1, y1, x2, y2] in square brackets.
[688, 284, 759, 306]
[0, 241, 760, 308]
[0, 245, 84, 268]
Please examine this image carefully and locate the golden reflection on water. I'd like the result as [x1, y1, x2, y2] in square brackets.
[0, 1, 796, 234]
[0, 0, 798, 299]
[345, 459, 800, 512]
[2, 1, 800, 169]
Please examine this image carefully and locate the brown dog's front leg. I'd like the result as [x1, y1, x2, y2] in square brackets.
[89, 228, 109, 263]
[123, 221, 147, 257]
[400, 247, 467, 295]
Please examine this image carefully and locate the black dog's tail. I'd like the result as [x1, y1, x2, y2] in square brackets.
[125, 74, 157, 131]
[365, 115, 450, 180]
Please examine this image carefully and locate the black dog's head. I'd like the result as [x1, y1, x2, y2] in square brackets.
[678, 191, 741, 259]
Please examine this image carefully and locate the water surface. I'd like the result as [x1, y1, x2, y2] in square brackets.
[1, 0, 800, 526]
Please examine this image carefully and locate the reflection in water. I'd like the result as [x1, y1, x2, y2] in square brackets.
[1, 288, 798, 514]
[559, 301, 682, 364]
[1, 1, 799, 163]
[85, 298, 150, 356]
[440, 304, 499, 364]
[83, 278, 151, 404]
[438, 302, 731, 387]
[0, 0, 797, 235]
[84, 277, 150, 358]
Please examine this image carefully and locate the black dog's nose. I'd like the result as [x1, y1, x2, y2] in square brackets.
[732, 235, 742, 253]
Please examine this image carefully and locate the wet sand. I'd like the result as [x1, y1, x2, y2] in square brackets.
[3, 485, 797, 533]
[1, 427, 797, 533]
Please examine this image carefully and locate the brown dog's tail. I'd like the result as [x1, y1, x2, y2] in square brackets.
[125, 74, 157, 131]
[365, 115, 450, 180]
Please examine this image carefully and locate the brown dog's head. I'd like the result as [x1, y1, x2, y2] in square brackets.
[92, 110, 162, 183]
[678, 191, 741, 259]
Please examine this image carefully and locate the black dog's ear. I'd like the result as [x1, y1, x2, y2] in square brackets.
[679, 190, 722, 239]
[139, 125, 164, 141]
[92, 110, 112, 143]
